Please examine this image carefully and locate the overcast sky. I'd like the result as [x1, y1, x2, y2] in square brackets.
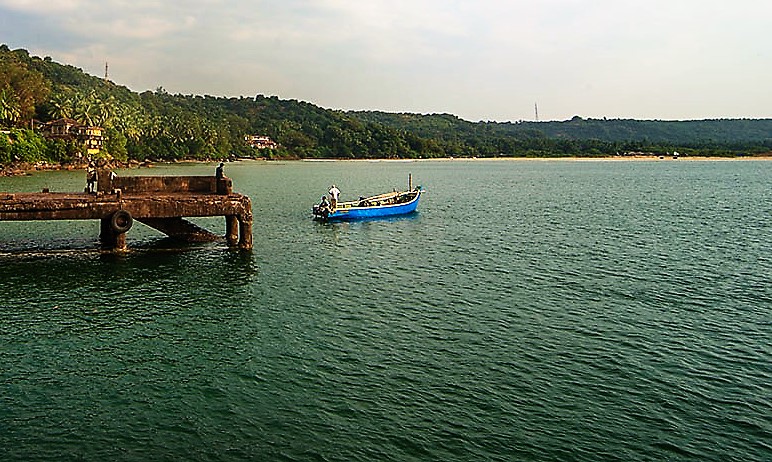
[1, 0, 770, 121]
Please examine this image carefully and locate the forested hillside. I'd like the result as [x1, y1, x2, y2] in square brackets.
[353, 112, 772, 157]
[521, 117, 772, 144]
[1, 44, 770, 168]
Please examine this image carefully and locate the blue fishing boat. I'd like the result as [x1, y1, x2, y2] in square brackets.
[313, 186, 422, 222]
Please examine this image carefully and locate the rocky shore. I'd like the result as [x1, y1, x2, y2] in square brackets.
[0, 159, 154, 177]
[1, 161, 80, 177]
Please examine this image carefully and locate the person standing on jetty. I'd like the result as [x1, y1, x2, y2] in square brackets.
[329, 184, 340, 209]
[85, 161, 96, 193]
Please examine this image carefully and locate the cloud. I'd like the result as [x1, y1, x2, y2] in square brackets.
[1, 0, 770, 120]
[0, 0, 82, 14]
[94, 16, 197, 41]
[1, 1, 202, 42]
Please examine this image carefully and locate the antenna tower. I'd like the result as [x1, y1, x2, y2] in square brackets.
[535, 102, 539, 122]
[104, 61, 109, 81]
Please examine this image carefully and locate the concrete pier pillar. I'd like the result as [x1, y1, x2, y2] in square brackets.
[226, 215, 239, 246]
[99, 217, 112, 243]
[114, 232, 127, 252]
[99, 226, 127, 251]
[238, 217, 253, 250]
[99, 217, 129, 252]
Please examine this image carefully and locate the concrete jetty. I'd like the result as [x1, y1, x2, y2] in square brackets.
[0, 170, 253, 251]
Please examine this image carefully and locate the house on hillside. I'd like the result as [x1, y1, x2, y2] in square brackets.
[244, 135, 278, 150]
[40, 118, 104, 157]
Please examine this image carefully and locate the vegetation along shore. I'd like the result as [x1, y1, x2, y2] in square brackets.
[1, 44, 771, 172]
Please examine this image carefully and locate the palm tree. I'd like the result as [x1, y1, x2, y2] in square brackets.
[0, 88, 21, 126]
[72, 91, 97, 126]
[49, 92, 74, 120]
[93, 94, 116, 127]
[113, 103, 144, 142]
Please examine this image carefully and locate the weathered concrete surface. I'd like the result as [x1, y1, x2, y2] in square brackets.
[98, 172, 233, 195]
[0, 175, 253, 250]
[0, 192, 251, 223]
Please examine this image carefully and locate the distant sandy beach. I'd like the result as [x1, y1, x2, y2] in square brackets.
[419, 155, 772, 162]
[304, 154, 772, 162]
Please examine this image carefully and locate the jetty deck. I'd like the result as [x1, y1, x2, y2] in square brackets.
[0, 171, 252, 251]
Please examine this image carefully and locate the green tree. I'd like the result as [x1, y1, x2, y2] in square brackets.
[49, 92, 74, 119]
[103, 127, 128, 161]
[0, 87, 21, 126]
[0, 55, 50, 125]
[2, 128, 47, 162]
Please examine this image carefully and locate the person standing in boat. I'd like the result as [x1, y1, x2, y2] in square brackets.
[329, 184, 340, 209]
[215, 162, 225, 179]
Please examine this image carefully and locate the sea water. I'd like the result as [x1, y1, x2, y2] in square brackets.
[1, 159, 770, 461]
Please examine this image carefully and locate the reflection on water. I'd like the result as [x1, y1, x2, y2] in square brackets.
[0, 246, 257, 309]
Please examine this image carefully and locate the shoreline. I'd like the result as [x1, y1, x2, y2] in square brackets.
[0, 159, 158, 178]
[3, 154, 771, 177]
[302, 155, 772, 162]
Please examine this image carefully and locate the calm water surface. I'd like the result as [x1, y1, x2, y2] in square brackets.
[1, 159, 770, 461]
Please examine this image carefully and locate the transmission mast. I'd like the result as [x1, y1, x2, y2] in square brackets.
[104, 61, 109, 81]
[534, 102, 539, 122]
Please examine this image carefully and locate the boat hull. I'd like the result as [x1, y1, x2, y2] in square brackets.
[313, 188, 421, 222]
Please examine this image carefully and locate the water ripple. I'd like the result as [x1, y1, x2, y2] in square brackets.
[2, 160, 772, 461]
